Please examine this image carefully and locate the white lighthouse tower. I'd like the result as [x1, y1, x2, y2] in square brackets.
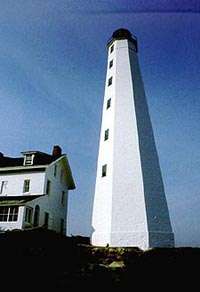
[91, 28, 174, 250]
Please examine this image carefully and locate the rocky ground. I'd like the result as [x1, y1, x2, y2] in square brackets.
[0, 229, 199, 290]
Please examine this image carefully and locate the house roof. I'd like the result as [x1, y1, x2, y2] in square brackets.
[0, 147, 76, 190]
[62, 156, 76, 190]
[0, 152, 56, 168]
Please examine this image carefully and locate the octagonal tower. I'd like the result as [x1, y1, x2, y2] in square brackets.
[91, 29, 174, 250]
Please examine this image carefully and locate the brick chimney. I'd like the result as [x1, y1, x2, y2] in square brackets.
[52, 145, 62, 157]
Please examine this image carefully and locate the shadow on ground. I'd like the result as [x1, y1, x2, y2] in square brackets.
[0, 229, 199, 289]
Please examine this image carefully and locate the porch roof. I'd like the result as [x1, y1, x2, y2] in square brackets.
[0, 195, 45, 206]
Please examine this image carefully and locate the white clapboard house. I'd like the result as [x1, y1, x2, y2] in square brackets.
[0, 145, 75, 234]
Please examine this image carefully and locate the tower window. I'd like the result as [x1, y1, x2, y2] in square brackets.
[110, 45, 114, 53]
[108, 77, 112, 86]
[104, 129, 109, 141]
[109, 60, 113, 68]
[106, 98, 111, 109]
[102, 164, 107, 177]
[23, 179, 30, 193]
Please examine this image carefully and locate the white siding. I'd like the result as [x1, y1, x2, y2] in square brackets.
[0, 156, 71, 235]
[22, 158, 69, 234]
[0, 172, 45, 196]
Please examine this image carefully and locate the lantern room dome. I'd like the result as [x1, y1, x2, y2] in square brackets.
[112, 28, 132, 39]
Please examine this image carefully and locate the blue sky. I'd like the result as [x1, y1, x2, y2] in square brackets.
[0, 1, 199, 246]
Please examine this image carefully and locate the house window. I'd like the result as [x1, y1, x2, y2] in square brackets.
[0, 207, 9, 221]
[44, 212, 49, 228]
[108, 77, 112, 86]
[109, 60, 113, 68]
[25, 207, 33, 223]
[46, 180, 51, 195]
[60, 218, 64, 234]
[24, 154, 34, 166]
[106, 98, 111, 109]
[110, 45, 114, 53]
[0, 181, 7, 194]
[61, 191, 65, 206]
[33, 205, 40, 227]
[0, 206, 19, 222]
[23, 179, 30, 193]
[102, 164, 107, 177]
[60, 169, 64, 183]
[104, 129, 109, 141]
[54, 165, 57, 177]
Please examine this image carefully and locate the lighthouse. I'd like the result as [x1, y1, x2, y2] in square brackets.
[91, 28, 174, 250]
